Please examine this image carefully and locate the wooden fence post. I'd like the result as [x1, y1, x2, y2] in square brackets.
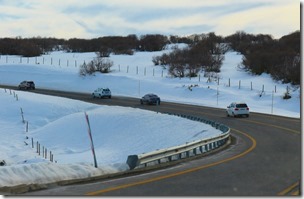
[20, 108, 25, 123]
[25, 121, 28, 132]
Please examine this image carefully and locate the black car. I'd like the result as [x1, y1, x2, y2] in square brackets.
[140, 93, 161, 105]
[18, 81, 35, 90]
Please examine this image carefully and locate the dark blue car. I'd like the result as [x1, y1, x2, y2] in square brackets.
[140, 94, 161, 105]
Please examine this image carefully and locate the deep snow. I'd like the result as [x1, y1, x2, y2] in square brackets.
[0, 44, 300, 191]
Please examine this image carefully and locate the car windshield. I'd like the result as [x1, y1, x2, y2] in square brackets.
[236, 104, 248, 108]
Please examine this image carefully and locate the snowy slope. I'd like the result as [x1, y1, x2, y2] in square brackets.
[0, 90, 222, 187]
[0, 45, 300, 189]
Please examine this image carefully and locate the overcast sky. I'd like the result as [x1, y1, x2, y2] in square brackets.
[0, 0, 300, 39]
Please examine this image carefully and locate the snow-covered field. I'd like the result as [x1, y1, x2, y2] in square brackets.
[0, 45, 300, 189]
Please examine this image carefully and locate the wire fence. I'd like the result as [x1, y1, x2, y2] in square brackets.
[2, 88, 57, 164]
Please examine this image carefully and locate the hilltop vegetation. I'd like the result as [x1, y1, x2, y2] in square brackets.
[0, 31, 300, 85]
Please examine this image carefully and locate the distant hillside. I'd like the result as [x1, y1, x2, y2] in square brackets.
[0, 30, 300, 85]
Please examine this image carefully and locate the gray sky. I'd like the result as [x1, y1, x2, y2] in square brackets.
[0, 0, 300, 39]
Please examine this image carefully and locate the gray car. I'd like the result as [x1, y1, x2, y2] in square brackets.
[140, 93, 161, 105]
[18, 81, 35, 90]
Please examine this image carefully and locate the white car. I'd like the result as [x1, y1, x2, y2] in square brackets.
[92, 88, 111, 98]
[226, 102, 250, 117]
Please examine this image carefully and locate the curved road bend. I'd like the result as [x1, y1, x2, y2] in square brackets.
[1, 86, 301, 196]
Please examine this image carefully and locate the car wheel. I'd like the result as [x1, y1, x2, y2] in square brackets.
[140, 100, 143, 105]
[109, 96, 111, 99]
[246, 114, 249, 118]
[226, 112, 229, 117]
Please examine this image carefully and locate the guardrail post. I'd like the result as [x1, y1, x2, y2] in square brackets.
[199, 146, 203, 153]
[167, 156, 171, 162]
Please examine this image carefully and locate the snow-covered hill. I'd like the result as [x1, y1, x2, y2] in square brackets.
[0, 45, 300, 190]
[0, 45, 300, 117]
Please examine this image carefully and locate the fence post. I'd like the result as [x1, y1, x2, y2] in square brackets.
[239, 80, 241, 89]
[271, 91, 274, 114]
[20, 108, 25, 123]
[25, 121, 28, 132]
[251, 82, 253, 90]
[228, 78, 230, 87]
[127, 65, 129, 73]
[31, 138, 34, 148]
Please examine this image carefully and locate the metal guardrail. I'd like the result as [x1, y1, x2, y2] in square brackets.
[126, 113, 231, 170]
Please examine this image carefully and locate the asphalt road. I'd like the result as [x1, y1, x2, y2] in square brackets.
[1, 86, 301, 196]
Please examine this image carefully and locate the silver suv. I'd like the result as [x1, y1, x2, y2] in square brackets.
[92, 88, 111, 98]
[18, 81, 35, 90]
[226, 102, 249, 117]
